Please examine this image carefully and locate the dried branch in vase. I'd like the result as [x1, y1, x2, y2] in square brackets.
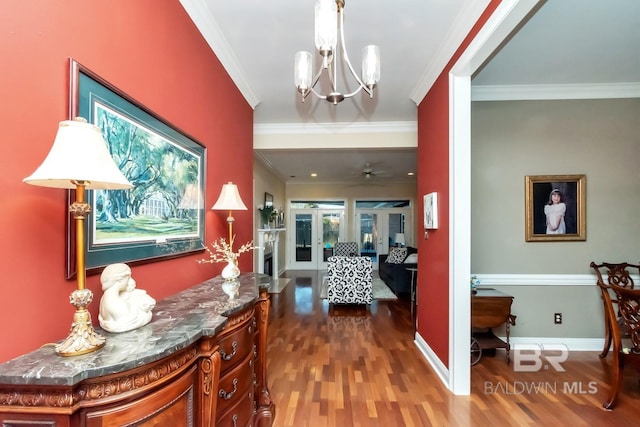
[197, 236, 256, 265]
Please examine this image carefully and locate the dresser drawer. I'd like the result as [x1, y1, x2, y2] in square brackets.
[219, 312, 255, 370]
[217, 351, 254, 416]
[217, 389, 254, 427]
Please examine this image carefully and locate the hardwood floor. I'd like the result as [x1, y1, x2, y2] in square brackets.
[265, 271, 640, 426]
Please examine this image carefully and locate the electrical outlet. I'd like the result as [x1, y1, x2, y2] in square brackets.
[554, 313, 562, 324]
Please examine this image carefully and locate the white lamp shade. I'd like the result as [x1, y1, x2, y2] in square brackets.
[395, 233, 405, 246]
[294, 51, 313, 90]
[23, 118, 132, 190]
[362, 45, 381, 86]
[212, 182, 247, 211]
[314, 0, 337, 53]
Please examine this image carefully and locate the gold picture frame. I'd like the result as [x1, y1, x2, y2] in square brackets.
[525, 174, 586, 242]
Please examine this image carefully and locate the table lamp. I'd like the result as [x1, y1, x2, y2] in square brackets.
[211, 182, 247, 247]
[395, 233, 406, 247]
[24, 117, 132, 356]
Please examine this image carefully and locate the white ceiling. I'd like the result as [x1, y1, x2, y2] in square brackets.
[180, 0, 640, 184]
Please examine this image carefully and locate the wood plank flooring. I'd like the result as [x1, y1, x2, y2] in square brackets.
[265, 270, 640, 426]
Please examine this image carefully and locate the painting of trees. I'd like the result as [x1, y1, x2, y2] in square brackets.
[92, 103, 202, 243]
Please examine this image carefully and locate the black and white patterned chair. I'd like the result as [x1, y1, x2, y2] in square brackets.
[333, 242, 359, 257]
[326, 256, 373, 305]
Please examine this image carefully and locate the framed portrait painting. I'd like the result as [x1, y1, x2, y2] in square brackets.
[525, 174, 586, 242]
[66, 59, 206, 277]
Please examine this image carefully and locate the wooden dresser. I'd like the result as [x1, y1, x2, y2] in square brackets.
[0, 274, 275, 427]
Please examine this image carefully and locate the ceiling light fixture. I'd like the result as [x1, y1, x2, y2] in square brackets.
[294, 0, 380, 105]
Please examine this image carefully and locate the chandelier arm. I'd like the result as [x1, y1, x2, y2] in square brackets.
[310, 64, 329, 100]
[309, 86, 328, 100]
[297, 0, 377, 104]
[342, 85, 369, 99]
[337, 6, 368, 94]
[311, 64, 324, 89]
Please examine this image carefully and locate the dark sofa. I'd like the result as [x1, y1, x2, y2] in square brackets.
[378, 246, 417, 297]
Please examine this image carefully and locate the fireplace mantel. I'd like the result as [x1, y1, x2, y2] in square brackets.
[257, 228, 285, 283]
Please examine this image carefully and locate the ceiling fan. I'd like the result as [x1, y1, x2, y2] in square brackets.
[360, 163, 387, 180]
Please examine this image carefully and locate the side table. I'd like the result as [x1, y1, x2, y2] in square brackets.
[406, 267, 418, 335]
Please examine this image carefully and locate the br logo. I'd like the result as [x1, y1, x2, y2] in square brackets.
[512, 343, 569, 372]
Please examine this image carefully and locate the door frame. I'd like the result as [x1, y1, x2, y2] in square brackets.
[288, 207, 346, 270]
[355, 208, 412, 269]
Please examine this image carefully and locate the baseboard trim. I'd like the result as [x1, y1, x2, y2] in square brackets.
[414, 333, 450, 389]
[504, 336, 605, 352]
[414, 334, 604, 390]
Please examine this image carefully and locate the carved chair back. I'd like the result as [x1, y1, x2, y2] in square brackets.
[590, 261, 640, 409]
[591, 262, 639, 355]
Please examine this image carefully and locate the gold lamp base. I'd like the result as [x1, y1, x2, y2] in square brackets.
[55, 288, 106, 357]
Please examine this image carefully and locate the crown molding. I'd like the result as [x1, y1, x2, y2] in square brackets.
[471, 82, 640, 101]
[179, 0, 260, 109]
[410, 1, 491, 105]
[254, 121, 417, 135]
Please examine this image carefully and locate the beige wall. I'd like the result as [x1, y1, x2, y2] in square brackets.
[250, 167, 418, 271]
[471, 98, 640, 339]
[253, 157, 287, 274]
[254, 123, 418, 269]
[254, 124, 416, 150]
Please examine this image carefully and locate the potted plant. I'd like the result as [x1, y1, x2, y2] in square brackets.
[258, 204, 277, 229]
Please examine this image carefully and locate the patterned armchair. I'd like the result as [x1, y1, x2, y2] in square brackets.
[327, 256, 373, 304]
[333, 242, 359, 257]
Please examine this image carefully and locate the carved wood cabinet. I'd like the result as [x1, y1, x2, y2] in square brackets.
[0, 274, 274, 427]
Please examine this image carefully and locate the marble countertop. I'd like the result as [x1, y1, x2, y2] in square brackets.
[0, 273, 269, 387]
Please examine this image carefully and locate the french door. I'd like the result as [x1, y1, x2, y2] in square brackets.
[355, 210, 410, 269]
[288, 209, 345, 270]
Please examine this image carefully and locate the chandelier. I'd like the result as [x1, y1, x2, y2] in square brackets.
[294, 0, 380, 105]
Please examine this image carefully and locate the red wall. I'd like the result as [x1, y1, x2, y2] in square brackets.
[416, 0, 502, 367]
[0, 1, 253, 362]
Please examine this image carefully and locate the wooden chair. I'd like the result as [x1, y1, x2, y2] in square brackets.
[591, 261, 640, 409]
[590, 262, 639, 358]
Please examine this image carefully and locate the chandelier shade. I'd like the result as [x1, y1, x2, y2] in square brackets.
[294, 51, 313, 91]
[315, 0, 337, 54]
[294, 0, 380, 105]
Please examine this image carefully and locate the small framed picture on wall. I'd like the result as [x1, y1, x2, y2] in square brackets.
[424, 192, 438, 229]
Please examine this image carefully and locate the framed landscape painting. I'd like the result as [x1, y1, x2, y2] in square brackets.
[524, 174, 586, 242]
[67, 59, 206, 277]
